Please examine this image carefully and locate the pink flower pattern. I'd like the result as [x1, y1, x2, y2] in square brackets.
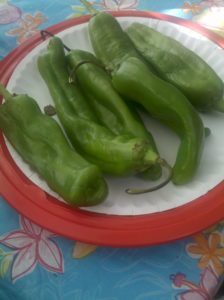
[0, 216, 64, 282]
[0, 2, 22, 25]
[170, 266, 219, 299]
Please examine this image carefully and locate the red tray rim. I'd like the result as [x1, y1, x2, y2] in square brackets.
[0, 10, 224, 248]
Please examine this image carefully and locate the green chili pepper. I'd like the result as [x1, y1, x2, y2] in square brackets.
[68, 50, 147, 137]
[0, 84, 108, 207]
[126, 23, 224, 112]
[80, 0, 140, 72]
[112, 57, 205, 185]
[80, 2, 205, 184]
[67, 49, 162, 180]
[37, 37, 162, 180]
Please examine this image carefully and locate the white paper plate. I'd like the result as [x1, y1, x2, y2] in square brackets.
[5, 16, 224, 216]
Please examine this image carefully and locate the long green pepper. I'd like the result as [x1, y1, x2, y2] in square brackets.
[126, 23, 224, 112]
[37, 37, 160, 178]
[67, 49, 162, 180]
[0, 84, 108, 206]
[112, 57, 205, 185]
[80, 5, 141, 71]
[67, 50, 149, 138]
[81, 2, 205, 184]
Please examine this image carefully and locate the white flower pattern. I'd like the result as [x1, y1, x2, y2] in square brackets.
[99, 0, 139, 10]
[0, 216, 64, 282]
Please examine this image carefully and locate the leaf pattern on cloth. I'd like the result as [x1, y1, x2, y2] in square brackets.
[72, 242, 98, 259]
[0, 248, 14, 278]
[0, 216, 64, 282]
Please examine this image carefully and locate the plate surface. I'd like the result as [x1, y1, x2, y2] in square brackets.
[0, 11, 224, 247]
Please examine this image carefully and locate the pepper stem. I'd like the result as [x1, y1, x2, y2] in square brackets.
[68, 60, 108, 83]
[80, 0, 98, 15]
[126, 159, 172, 194]
[0, 83, 12, 101]
[40, 30, 71, 52]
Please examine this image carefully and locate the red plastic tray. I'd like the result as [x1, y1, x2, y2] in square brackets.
[0, 11, 224, 247]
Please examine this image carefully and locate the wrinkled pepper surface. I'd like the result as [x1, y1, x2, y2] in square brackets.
[37, 37, 160, 177]
[126, 23, 224, 111]
[84, 7, 205, 184]
[0, 84, 108, 206]
[112, 57, 205, 185]
[67, 49, 162, 180]
[86, 11, 140, 72]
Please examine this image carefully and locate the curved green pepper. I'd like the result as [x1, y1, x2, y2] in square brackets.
[67, 49, 162, 180]
[80, 3, 205, 184]
[67, 50, 149, 138]
[86, 12, 140, 72]
[0, 84, 108, 206]
[80, 0, 146, 70]
[37, 37, 160, 177]
[126, 23, 224, 111]
[112, 57, 205, 185]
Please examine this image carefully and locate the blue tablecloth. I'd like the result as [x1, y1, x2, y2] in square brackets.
[0, 1, 224, 299]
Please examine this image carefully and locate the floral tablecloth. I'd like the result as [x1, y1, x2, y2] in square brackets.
[0, 1, 224, 299]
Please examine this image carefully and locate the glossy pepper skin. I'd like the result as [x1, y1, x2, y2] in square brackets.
[84, 9, 205, 184]
[67, 49, 162, 180]
[37, 37, 159, 176]
[67, 50, 149, 138]
[126, 23, 224, 111]
[0, 84, 108, 207]
[112, 57, 205, 185]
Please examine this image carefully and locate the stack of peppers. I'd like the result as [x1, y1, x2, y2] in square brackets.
[0, 2, 223, 207]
